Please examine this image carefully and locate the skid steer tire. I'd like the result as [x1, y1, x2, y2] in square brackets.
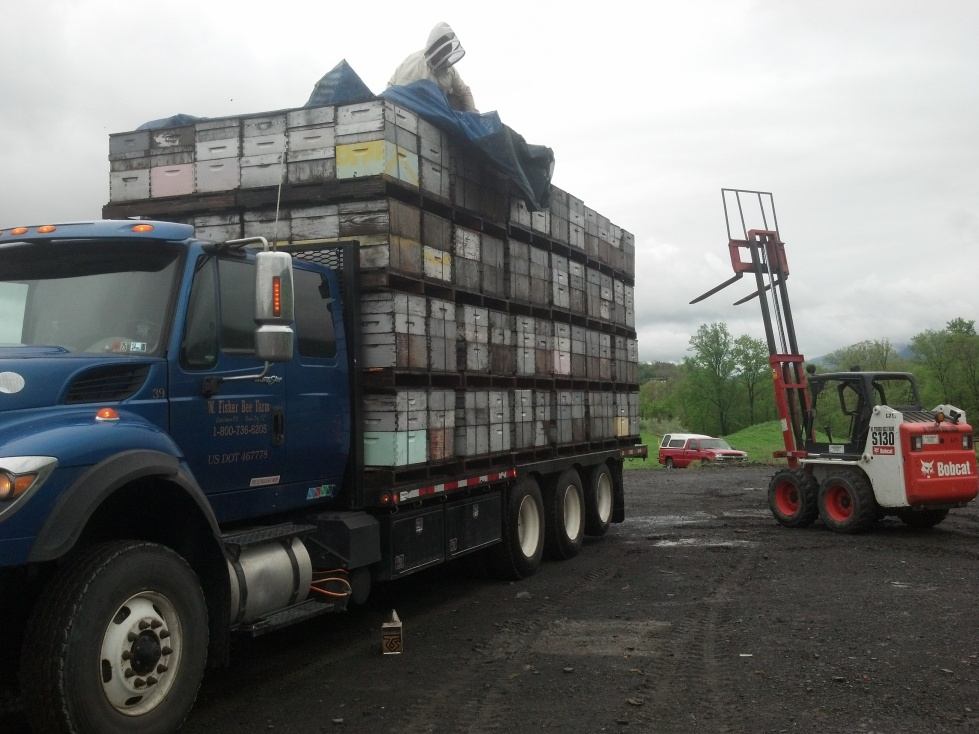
[768, 469, 819, 528]
[818, 471, 878, 533]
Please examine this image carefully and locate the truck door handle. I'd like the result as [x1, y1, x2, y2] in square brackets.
[272, 409, 285, 446]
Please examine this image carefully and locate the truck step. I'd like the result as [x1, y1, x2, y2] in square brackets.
[221, 522, 318, 554]
[237, 598, 346, 637]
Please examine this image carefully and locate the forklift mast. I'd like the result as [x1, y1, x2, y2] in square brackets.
[691, 189, 810, 467]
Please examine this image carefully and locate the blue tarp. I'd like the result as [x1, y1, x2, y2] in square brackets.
[305, 59, 375, 107]
[137, 113, 203, 131]
[381, 80, 554, 211]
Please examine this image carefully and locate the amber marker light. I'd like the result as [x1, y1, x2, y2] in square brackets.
[272, 276, 282, 317]
[37, 225, 57, 233]
[95, 407, 120, 422]
[10, 227, 28, 236]
[131, 223, 155, 233]
[0, 473, 37, 501]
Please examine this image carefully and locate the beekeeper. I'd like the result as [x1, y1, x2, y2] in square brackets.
[389, 22, 477, 112]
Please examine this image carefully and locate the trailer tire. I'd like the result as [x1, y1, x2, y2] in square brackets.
[768, 469, 818, 528]
[584, 463, 614, 537]
[818, 471, 877, 533]
[544, 469, 585, 560]
[20, 541, 208, 734]
[488, 477, 545, 580]
[896, 508, 949, 529]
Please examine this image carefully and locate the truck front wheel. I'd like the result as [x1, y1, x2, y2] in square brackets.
[21, 541, 208, 734]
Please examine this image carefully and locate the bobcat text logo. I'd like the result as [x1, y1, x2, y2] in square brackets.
[920, 460, 972, 478]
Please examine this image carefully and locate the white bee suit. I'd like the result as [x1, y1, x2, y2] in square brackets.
[389, 22, 477, 112]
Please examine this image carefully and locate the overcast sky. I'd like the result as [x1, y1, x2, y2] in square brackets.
[2, 1, 977, 363]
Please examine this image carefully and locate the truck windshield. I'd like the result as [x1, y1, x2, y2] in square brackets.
[700, 439, 732, 450]
[0, 239, 182, 355]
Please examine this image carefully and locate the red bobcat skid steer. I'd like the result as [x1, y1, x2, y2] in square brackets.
[691, 189, 978, 532]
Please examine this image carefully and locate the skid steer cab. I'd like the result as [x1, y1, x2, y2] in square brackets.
[769, 370, 977, 533]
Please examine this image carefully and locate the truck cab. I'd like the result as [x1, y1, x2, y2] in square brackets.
[0, 220, 351, 558]
[0, 220, 359, 729]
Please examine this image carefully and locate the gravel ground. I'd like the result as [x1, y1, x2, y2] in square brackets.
[4, 465, 978, 733]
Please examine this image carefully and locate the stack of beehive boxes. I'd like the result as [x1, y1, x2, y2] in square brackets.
[106, 98, 641, 470]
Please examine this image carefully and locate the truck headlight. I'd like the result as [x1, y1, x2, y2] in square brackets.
[0, 456, 58, 519]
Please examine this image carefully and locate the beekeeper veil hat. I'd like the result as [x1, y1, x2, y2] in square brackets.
[425, 22, 465, 72]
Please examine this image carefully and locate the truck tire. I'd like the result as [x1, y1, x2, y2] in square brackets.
[488, 477, 545, 580]
[768, 469, 818, 528]
[896, 508, 949, 529]
[20, 541, 208, 734]
[818, 471, 877, 533]
[584, 463, 614, 537]
[544, 469, 585, 560]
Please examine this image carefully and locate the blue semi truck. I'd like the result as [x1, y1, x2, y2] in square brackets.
[0, 219, 644, 733]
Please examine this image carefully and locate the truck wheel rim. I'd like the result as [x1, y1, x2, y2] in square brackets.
[596, 473, 613, 524]
[517, 495, 541, 558]
[562, 485, 582, 539]
[824, 485, 853, 522]
[774, 480, 800, 517]
[100, 591, 182, 716]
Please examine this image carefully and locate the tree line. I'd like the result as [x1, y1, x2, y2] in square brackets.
[641, 318, 979, 437]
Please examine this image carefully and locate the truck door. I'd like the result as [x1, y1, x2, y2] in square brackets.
[684, 439, 699, 467]
[282, 265, 350, 500]
[168, 255, 286, 520]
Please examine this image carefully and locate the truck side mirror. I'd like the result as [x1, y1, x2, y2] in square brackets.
[254, 250, 295, 362]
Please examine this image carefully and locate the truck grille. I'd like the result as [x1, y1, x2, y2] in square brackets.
[64, 365, 150, 404]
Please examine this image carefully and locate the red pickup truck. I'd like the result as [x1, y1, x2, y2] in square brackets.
[658, 433, 748, 469]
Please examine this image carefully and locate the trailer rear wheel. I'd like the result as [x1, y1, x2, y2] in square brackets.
[768, 469, 818, 528]
[20, 541, 208, 734]
[584, 463, 614, 537]
[818, 471, 877, 533]
[896, 508, 949, 529]
[544, 469, 585, 560]
[488, 477, 545, 580]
